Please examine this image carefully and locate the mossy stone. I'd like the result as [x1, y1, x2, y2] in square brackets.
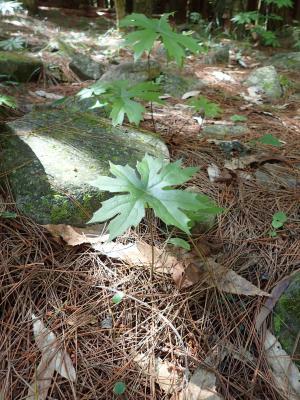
[244, 66, 282, 101]
[1, 109, 168, 225]
[269, 52, 300, 71]
[69, 53, 105, 81]
[273, 273, 300, 363]
[159, 73, 206, 98]
[0, 51, 42, 82]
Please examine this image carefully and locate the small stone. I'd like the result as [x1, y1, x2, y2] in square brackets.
[159, 72, 206, 98]
[202, 45, 230, 65]
[100, 60, 161, 85]
[255, 163, 300, 189]
[69, 53, 105, 80]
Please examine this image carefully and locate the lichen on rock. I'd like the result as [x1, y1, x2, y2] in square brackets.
[1, 109, 168, 226]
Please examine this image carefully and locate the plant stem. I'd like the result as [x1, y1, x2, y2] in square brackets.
[147, 209, 155, 282]
[147, 52, 156, 133]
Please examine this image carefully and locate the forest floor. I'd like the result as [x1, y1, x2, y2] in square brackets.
[1, 7, 300, 400]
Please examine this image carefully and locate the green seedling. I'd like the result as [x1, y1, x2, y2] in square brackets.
[77, 79, 162, 126]
[88, 154, 221, 241]
[189, 96, 222, 118]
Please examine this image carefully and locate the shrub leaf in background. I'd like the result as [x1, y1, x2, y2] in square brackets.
[77, 79, 162, 126]
[120, 13, 201, 66]
[88, 154, 211, 240]
[0, 94, 16, 108]
[0, 37, 25, 51]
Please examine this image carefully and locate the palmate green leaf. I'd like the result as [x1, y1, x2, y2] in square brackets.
[77, 80, 162, 126]
[189, 96, 222, 118]
[120, 13, 201, 66]
[88, 154, 207, 240]
[258, 133, 282, 147]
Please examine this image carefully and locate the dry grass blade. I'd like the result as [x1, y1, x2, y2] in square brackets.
[264, 330, 300, 400]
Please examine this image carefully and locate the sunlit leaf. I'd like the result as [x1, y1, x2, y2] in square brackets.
[88, 154, 211, 240]
[120, 13, 201, 66]
[0, 94, 16, 109]
[77, 80, 162, 126]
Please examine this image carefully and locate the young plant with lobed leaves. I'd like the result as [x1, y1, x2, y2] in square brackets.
[77, 79, 162, 126]
[88, 154, 222, 242]
[189, 96, 222, 119]
[120, 13, 201, 67]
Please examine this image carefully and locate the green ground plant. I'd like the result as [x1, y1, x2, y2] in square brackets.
[77, 80, 162, 126]
[189, 96, 222, 118]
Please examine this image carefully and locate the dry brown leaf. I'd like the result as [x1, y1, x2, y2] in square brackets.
[93, 240, 182, 274]
[27, 315, 76, 399]
[204, 259, 270, 297]
[173, 256, 270, 296]
[44, 224, 108, 245]
[255, 275, 291, 330]
[224, 153, 288, 171]
[178, 367, 224, 400]
[264, 330, 300, 400]
[26, 356, 55, 400]
[134, 353, 182, 394]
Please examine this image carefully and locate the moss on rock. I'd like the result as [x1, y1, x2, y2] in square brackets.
[0, 51, 42, 82]
[273, 273, 300, 362]
[1, 109, 168, 226]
